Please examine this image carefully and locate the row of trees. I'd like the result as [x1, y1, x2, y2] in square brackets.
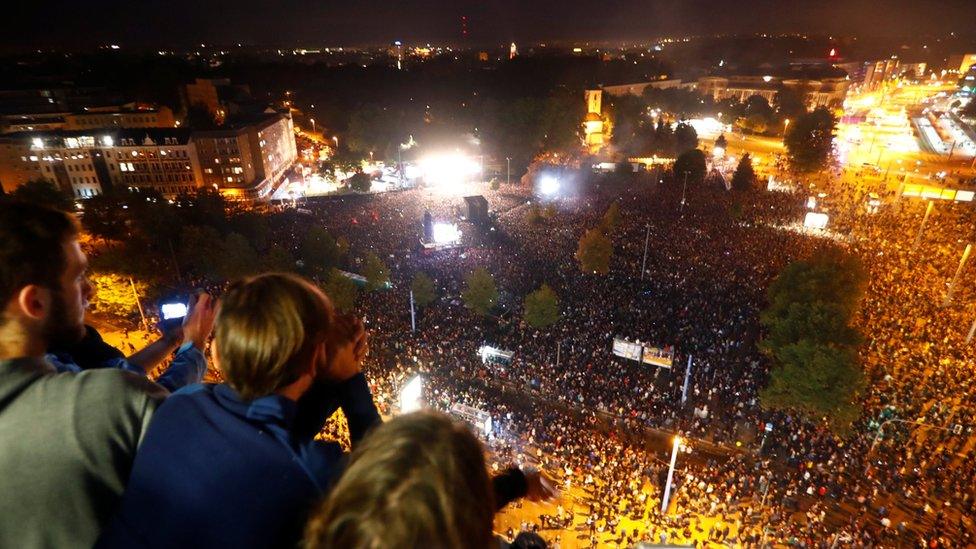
[760, 249, 867, 434]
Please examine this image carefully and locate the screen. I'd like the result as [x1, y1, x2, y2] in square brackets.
[161, 302, 188, 320]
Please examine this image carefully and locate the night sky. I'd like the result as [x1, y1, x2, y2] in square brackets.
[7, 0, 976, 49]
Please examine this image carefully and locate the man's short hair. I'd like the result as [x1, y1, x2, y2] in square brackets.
[304, 411, 495, 549]
[0, 201, 79, 323]
[215, 273, 333, 400]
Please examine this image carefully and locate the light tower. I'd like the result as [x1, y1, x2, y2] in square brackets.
[394, 40, 403, 70]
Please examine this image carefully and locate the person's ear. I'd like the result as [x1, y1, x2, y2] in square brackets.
[311, 341, 327, 378]
[17, 285, 52, 322]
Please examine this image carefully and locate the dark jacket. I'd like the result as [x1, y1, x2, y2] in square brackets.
[97, 373, 380, 548]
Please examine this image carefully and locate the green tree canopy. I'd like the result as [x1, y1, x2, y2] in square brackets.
[363, 252, 390, 291]
[673, 122, 699, 154]
[673, 149, 707, 185]
[323, 268, 359, 313]
[348, 172, 371, 193]
[410, 271, 436, 308]
[179, 225, 223, 278]
[262, 245, 296, 272]
[216, 232, 259, 281]
[602, 201, 621, 232]
[784, 107, 836, 172]
[715, 134, 728, 151]
[461, 267, 498, 316]
[576, 228, 613, 275]
[731, 153, 758, 192]
[523, 284, 560, 329]
[760, 249, 867, 434]
[301, 226, 339, 277]
[82, 191, 129, 241]
[8, 179, 73, 211]
[773, 88, 808, 121]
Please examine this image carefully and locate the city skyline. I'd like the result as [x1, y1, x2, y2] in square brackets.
[6, 0, 976, 51]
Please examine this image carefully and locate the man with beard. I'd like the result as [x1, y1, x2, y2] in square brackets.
[0, 201, 215, 548]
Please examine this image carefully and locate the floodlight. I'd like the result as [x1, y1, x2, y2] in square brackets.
[400, 375, 423, 413]
[804, 212, 829, 229]
[539, 175, 560, 196]
[431, 222, 461, 244]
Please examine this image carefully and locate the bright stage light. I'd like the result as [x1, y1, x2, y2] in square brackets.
[432, 222, 461, 244]
[804, 212, 829, 229]
[419, 153, 480, 189]
[539, 175, 560, 196]
[400, 375, 423, 413]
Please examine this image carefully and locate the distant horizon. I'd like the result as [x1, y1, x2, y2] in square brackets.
[5, 0, 976, 53]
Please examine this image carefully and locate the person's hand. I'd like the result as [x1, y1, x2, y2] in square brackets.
[523, 466, 559, 503]
[182, 292, 216, 350]
[321, 314, 368, 382]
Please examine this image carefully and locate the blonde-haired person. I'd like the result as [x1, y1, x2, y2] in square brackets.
[97, 272, 380, 549]
[305, 411, 557, 549]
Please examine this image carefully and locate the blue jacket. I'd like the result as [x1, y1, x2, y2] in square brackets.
[96, 373, 380, 549]
[47, 326, 205, 392]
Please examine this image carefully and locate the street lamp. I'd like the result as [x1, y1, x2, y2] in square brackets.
[333, 135, 339, 149]
[661, 435, 682, 513]
[310, 118, 316, 133]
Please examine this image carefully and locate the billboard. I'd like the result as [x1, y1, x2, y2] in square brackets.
[613, 337, 673, 368]
[612, 337, 643, 361]
[641, 345, 675, 368]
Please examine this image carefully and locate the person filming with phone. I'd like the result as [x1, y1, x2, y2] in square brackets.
[97, 272, 381, 549]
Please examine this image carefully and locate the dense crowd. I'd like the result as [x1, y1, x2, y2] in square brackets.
[264, 164, 974, 547]
[11, 155, 973, 547]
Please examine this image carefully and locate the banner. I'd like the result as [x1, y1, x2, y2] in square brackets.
[612, 337, 643, 361]
[613, 337, 674, 368]
[641, 345, 675, 368]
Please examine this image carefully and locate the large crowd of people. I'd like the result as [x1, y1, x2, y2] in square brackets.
[270, 163, 974, 547]
[2, 148, 975, 547]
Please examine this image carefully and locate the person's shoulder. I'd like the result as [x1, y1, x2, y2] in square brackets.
[45, 367, 168, 405]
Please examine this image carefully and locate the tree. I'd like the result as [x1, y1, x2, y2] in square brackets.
[760, 250, 867, 434]
[602, 201, 621, 231]
[731, 153, 758, 192]
[348, 172, 371, 193]
[673, 122, 699, 154]
[784, 107, 837, 172]
[87, 273, 148, 319]
[179, 225, 223, 278]
[742, 114, 768, 134]
[262, 245, 295, 272]
[82, 191, 129, 241]
[461, 267, 498, 316]
[216, 232, 259, 281]
[523, 284, 560, 329]
[410, 272, 436, 308]
[363, 252, 390, 291]
[323, 268, 359, 313]
[673, 149, 707, 185]
[9, 179, 73, 211]
[301, 226, 339, 277]
[773, 88, 808, 121]
[715, 134, 728, 151]
[576, 228, 613, 275]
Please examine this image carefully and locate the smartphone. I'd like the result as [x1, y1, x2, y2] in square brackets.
[161, 302, 188, 321]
